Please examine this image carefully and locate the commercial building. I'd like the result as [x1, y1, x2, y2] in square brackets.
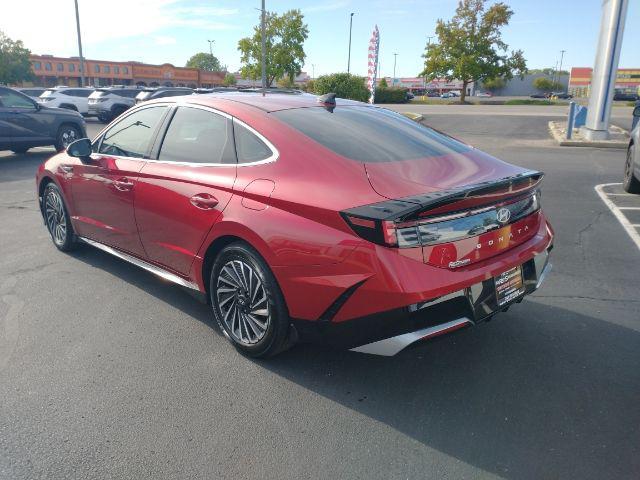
[25, 54, 225, 88]
[569, 67, 640, 97]
[377, 77, 471, 95]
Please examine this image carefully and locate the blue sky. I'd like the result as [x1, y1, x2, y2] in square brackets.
[4, 0, 639, 77]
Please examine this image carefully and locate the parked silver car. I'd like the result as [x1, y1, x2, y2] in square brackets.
[624, 105, 640, 193]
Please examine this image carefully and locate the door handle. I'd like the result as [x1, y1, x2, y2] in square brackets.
[59, 165, 73, 174]
[190, 193, 219, 210]
[113, 177, 134, 191]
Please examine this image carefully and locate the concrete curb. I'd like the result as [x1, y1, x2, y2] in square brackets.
[401, 112, 424, 122]
[548, 121, 629, 149]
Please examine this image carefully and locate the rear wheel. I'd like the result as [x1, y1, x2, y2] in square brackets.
[623, 145, 640, 194]
[98, 112, 111, 123]
[54, 124, 80, 152]
[210, 243, 291, 358]
[43, 183, 78, 252]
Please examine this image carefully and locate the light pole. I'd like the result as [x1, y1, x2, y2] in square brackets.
[261, 0, 266, 95]
[207, 40, 215, 57]
[311, 64, 315, 79]
[347, 13, 354, 73]
[73, 0, 86, 87]
[393, 53, 398, 85]
[558, 49, 566, 91]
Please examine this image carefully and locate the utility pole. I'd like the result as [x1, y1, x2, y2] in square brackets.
[207, 40, 215, 57]
[582, 0, 629, 140]
[393, 53, 398, 85]
[347, 13, 354, 73]
[558, 49, 566, 91]
[74, 0, 86, 87]
[311, 64, 315, 80]
[261, 0, 266, 95]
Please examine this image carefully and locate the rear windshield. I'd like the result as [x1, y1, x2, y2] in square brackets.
[136, 91, 154, 101]
[40, 89, 56, 97]
[272, 106, 470, 162]
[89, 90, 111, 99]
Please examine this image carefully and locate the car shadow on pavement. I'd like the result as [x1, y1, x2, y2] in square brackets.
[0, 151, 53, 184]
[261, 301, 640, 480]
[65, 245, 640, 479]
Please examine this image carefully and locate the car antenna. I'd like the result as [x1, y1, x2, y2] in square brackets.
[317, 92, 336, 112]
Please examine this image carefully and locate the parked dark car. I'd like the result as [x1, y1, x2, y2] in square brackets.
[530, 93, 550, 99]
[551, 92, 572, 99]
[614, 91, 639, 102]
[0, 86, 86, 154]
[135, 86, 194, 104]
[18, 87, 46, 98]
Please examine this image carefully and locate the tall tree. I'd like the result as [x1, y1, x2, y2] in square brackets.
[237, 9, 308, 87]
[421, 0, 526, 103]
[0, 31, 34, 85]
[186, 52, 222, 72]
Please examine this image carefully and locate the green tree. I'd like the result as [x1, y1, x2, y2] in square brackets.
[238, 9, 308, 87]
[0, 31, 34, 85]
[186, 52, 222, 72]
[533, 76, 562, 92]
[276, 76, 295, 89]
[313, 73, 369, 102]
[379, 77, 388, 88]
[482, 77, 505, 91]
[223, 73, 236, 86]
[421, 0, 527, 103]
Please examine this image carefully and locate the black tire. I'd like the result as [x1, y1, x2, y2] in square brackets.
[42, 183, 78, 252]
[59, 104, 78, 111]
[54, 124, 81, 152]
[209, 242, 292, 358]
[11, 147, 29, 154]
[111, 106, 128, 120]
[98, 112, 111, 123]
[623, 145, 640, 194]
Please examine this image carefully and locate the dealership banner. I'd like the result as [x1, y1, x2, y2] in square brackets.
[367, 25, 380, 104]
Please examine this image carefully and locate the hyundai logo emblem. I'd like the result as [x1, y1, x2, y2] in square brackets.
[496, 207, 511, 224]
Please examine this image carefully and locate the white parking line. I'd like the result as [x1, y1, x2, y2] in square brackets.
[595, 183, 640, 251]
[619, 207, 640, 210]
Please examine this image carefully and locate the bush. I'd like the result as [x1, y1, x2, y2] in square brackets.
[504, 99, 556, 105]
[313, 73, 370, 102]
[379, 77, 388, 88]
[374, 87, 408, 103]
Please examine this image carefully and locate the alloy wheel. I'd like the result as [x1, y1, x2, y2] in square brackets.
[45, 189, 67, 246]
[624, 148, 633, 183]
[216, 259, 270, 345]
[60, 128, 78, 149]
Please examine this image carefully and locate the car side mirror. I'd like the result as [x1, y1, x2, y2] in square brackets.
[67, 138, 92, 160]
[633, 106, 640, 118]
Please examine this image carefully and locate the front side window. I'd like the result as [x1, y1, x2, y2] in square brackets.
[0, 88, 36, 109]
[273, 106, 470, 162]
[158, 107, 232, 164]
[98, 106, 167, 158]
[233, 122, 272, 163]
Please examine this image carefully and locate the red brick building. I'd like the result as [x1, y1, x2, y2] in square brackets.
[25, 54, 225, 88]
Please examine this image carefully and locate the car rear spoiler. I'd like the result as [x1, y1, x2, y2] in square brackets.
[344, 170, 544, 222]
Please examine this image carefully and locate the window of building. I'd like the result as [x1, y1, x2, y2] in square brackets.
[114, 66, 120, 74]
[104, 65, 110, 74]
[94, 65, 100, 73]
[158, 107, 232, 164]
[68, 64, 75, 72]
[123, 66, 129, 74]
[98, 106, 167, 158]
[57, 63, 64, 72]
[45, 63, 52, 71]
[33, 62, 41, 70]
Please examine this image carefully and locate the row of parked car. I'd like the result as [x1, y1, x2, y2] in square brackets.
[16, 85, 237, 123]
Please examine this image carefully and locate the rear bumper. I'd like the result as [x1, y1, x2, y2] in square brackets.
[292, 246, 553, 355]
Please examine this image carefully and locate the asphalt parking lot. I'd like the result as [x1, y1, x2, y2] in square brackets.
[1, 111, 640, 479]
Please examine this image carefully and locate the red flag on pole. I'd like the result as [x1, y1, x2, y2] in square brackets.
[366, 25, 380, 104]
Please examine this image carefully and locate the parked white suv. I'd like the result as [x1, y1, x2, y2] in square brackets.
[88, 87, 141, 123]
[38, 87, 94, 115]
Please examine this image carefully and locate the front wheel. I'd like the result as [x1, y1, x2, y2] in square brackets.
[54, 124, 81, 152]
[623, 145, 640, 194]
[43, 183, 78, 252]
[210, 243, 292, 358]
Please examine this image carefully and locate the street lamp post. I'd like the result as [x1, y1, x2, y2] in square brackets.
[393, 53, 398, 85]
[311, 64, 315, 80]
[73, 0, 86, 87]
[207, 40, 215, 57]
[558, 49, 566, 91]
[261, 0, 266, 95]
[347, 13, 354, 73]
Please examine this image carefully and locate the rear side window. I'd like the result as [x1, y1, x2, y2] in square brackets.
[233, 122, 273, 163]
[158, 106, 233, 164]
[272, 106, 470, 162]
[98, 106, 167, 158]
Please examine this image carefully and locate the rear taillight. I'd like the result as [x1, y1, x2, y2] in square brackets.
[342, 190, 541, 249]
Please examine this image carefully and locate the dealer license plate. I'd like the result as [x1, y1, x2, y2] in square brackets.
[494, 265, 525, 307]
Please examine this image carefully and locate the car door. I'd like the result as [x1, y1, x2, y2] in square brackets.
[0, 87, 50, 145]
[134, 105, 237, 275]
[67, 105, 169, 257]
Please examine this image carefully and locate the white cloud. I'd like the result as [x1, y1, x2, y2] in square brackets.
[1, 0, 237, 56]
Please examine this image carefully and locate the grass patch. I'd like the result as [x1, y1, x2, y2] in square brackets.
[504, 99, 559, 106]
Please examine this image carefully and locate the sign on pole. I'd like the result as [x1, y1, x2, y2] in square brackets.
[367, 26, 380, 104]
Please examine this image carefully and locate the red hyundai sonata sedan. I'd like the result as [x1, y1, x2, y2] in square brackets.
[36, 92, 553, 357]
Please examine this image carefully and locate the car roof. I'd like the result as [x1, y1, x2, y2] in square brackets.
[180, 91, 365, 112]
